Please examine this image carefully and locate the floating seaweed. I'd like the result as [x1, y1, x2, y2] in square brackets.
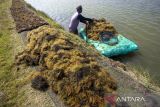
[16, 25, 117, 107]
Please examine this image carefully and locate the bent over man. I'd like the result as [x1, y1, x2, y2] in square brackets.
[69, 5, 93, 34]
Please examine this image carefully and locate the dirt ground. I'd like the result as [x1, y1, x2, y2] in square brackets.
[20, 84, 55, 107]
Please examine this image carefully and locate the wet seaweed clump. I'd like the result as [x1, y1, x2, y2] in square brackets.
[16, 25, 117, 107]
[31, 75, 49, 92]
[87, 18, 118, 40]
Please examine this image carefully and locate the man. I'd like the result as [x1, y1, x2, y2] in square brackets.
[69, 5, 93, 34]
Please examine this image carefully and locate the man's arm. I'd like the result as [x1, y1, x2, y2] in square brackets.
[78, 14, 93, 24]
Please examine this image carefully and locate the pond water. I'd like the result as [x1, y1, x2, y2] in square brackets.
[25, 0, 160, 84]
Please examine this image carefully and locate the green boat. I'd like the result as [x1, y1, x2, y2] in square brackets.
[79, 28, 138, 57]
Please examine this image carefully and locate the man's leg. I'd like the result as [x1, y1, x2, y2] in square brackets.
[69, 28, 78, 35]
[75, 29, 78, 35]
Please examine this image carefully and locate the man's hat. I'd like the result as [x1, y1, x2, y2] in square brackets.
[76, 5, 82, 10]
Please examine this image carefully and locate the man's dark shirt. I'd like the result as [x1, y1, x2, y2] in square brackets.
[77, 14, 93, 24]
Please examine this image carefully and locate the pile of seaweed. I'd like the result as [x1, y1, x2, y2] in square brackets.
[10, 0, 48, 33]
[16, 25, 117, 107]
[87, 18, 117, 40]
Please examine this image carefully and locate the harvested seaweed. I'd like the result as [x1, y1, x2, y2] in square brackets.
[10, 0, 48, 32]
[16, 25, 117, 107]
[31, 75, 49, 91]
[87, 18, 117, 40]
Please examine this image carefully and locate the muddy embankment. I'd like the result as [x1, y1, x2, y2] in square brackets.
[10, 0, 160, 107]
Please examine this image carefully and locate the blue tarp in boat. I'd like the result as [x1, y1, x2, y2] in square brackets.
[79, 28, 138, 57]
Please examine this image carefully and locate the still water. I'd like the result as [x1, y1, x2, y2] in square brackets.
[25, 0, 160, 84]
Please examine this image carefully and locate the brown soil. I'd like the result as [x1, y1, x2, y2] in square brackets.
[87, 18, 118, 40]
[16, 25, 117, 107]
[10, 0, 48, 33]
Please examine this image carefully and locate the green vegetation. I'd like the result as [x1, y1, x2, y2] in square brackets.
[128, 65, 160, 92]
[0, 0, 20, 106]
[0, 0, 33, 106]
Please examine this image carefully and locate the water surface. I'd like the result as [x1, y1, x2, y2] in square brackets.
[25, 0, 160, 84]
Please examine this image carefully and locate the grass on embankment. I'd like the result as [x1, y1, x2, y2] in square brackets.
[0, 0, 20, 106]
[0, 0, 35, 106]
[129, 65, 160, 92]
